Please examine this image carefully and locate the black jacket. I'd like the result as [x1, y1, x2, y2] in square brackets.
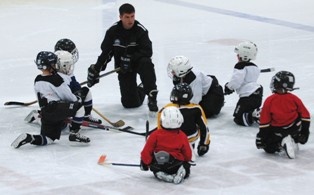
[95, 20, 153, 71]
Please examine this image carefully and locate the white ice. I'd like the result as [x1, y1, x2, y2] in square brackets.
[1, 0, 314, 194]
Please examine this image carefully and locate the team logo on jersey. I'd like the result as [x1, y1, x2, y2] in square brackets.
[69, 103, 74, 109]
[114, 39, 121, 45]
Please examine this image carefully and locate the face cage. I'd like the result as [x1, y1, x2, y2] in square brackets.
[71, 48, 79, 64]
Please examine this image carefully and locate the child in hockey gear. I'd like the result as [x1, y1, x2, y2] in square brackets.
[55, 38, 101, 124]
[255, 71, 310, 159]
[140, 106, 192, 184]
[87, 3, 158, 112]
[157, 83, 211, 160]
[11, 51, 90, 149]
[167, 55, 224, 118]
[224, 41, 263, 126]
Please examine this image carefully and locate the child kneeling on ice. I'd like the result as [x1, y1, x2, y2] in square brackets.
[140, 106, 192, 184]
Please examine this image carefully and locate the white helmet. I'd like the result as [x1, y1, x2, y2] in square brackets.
[160, 106, 184, 129]
[234, 41, 258, 61]
[54, 50, 74, 75]
[167, 55, 193, 78]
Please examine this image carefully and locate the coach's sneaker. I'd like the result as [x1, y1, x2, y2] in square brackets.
[156, 171, 174, 183]
[148, 89, 158, 112]
[281, 135, 296, 159]
[173, 165, 186, 184]
[84, 115, 102, 124]
[69, 132, 90, 143]
[11, 133, 34, 148]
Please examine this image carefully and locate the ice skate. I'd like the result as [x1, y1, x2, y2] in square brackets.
[11, 133, 34, 148]
[252, 108, 261, 124]
[84, 115, 102, 124]
[24, 110, 41, 124]
[281, 135, 296, 159]
[69, 132, 90, 143]
[173, 165, 186, 184]
[156, 171, 174, 183]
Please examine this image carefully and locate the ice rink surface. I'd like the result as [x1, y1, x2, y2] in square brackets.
[1, 0, 314, 194]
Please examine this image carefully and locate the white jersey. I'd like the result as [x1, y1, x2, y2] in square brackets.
[226, 61, 260, 97]
[189, 71, 212, 104]
[58, 72, 72, 86]
[34, 72, 77, 104]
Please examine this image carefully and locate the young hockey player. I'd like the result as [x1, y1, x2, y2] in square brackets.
[256, 71, 310, 159]
[167, 55, 224, 118]
[157, 83, 211, 159]
[11, 51, 90, 148]
[224, 41, 263, 126]
[140, 106, 192, 184]
[55, 38, 101, 124]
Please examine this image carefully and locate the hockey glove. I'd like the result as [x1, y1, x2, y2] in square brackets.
[74, 88, 87, 103]
[120, 55, 132, 74]
[197, 144, 209, 156]
[255, 135, 265, 149]
[87, 64, 100, 87]
[224, 83, 234, 95]
[140, 160, 149, 171]
[298, 129, 309, 144]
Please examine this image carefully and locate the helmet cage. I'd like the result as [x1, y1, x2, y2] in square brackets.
[54, 38, 79, 64]
[55, 51, 74, 75]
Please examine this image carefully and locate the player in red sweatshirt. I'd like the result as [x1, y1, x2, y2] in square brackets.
[256, 71, 310, 159]
[140, 106, 192, 184]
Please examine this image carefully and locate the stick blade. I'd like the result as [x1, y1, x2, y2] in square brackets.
[4, 101, 24, 106]
[260, 67, 275, 73]
[112, 120, 125, 127]
[97, 154, 107, 165]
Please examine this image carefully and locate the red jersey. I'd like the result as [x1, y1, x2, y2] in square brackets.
[260, 92, 310, 127]
[140, 128, 192, 165]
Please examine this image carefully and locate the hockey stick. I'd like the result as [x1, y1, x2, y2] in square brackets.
[260, 67, 275, 73]
[145, 120, 149, 141]
[98, 154, 140, 167]
[81, 119, 151, 136]
[4, 100, 37, 106]
[92, 107, 125, 127]
[79, 67, 120, 86]
[4, 68, 120, 106]
[24, 110, 138, 135]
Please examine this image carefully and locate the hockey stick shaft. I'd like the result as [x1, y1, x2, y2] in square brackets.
[97, 155, 140, 167]
[80, 67, 120, 86]
[145, 120, 149, 141]
[81, 120, 148, 136]
[4, 68, 120, 106]
[106, 163, 140, 167]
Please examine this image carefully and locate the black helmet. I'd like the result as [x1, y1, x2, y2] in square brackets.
[54, 38, 79, 63]
[170, 83, 193, 105]
[270, 71, 295, 93]
[35, 51, 58, 70]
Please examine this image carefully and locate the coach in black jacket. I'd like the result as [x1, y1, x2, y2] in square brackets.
[87, 3, 158, 112]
